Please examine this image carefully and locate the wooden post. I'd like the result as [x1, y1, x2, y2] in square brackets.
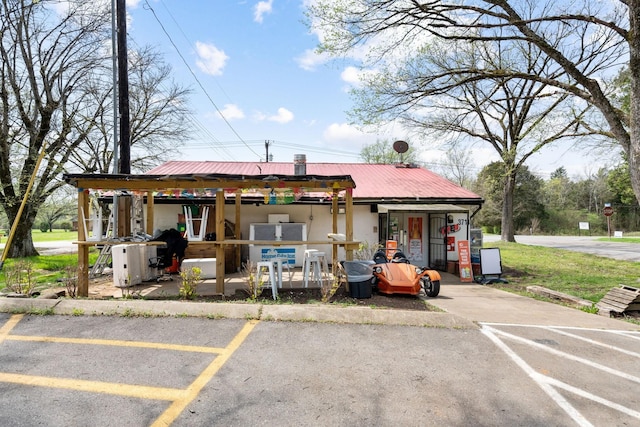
[215, 190, 225, 294]
[117, 195, 131, 237]
[145, 190, 154, 235]
[345, 189, 354, 261]
[77, 189, 90, 297]
[235, 190, 242, 272]
[332, 189, 339, 263]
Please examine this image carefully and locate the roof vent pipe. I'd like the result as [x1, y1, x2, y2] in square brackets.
[294, 154, 307, 175]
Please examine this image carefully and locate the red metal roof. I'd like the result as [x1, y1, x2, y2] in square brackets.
[147, 161, 482, 202]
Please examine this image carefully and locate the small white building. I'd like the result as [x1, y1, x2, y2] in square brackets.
[146, 158, 484, 271]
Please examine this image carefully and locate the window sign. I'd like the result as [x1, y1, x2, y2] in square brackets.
[408, 216, 423, 261]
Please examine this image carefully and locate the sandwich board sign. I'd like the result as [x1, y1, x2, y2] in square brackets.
[457, 240, 473, 282]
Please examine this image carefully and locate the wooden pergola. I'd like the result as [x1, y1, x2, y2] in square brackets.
[64, 172, 359, 297]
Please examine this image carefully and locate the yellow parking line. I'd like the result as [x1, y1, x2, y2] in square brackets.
[0, 315, 258, 425]
[7, 335, 225, 354]
[0, 314, 24, 343]
[0, 372, 186, 401]
[152, 320, 260, 427]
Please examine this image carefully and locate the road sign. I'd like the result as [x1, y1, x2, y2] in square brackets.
[603, 206, 614, 217]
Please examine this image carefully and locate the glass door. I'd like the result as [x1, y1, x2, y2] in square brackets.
[386, 213, 427, 264]
[429, 215, 446, 270]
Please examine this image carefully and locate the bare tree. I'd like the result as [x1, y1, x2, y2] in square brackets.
[68, 45, 192, 174]
[307, 0, 640, 233]
[308, 1, 601, 241]
[0, 1, 109, 257]
[36, 187, 76, 232]
[0, 1, 191, 257]
[437, 149, 476, 189]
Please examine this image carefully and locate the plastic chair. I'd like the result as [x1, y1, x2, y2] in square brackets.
[273, 257, 293, 288]
[256, 261, 278, 299]
[183, 205, 209, 241]
[303, 250, 329, 288]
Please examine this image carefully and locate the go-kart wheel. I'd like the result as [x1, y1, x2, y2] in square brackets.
[422, 278, 440, 297]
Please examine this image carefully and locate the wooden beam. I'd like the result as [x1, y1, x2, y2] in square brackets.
[68, 177, 355, 192]
[345, 189, 354, 261]
[146, 191, 155, 235]
[77, 189, 89, 297]
[215, 190, 225, 294]
[332, 189, 338, 263]
[235, 190, 241, 272]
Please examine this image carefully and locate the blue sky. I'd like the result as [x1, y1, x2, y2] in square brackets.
[124, 0, 614, 178]
[127, 0, 374, 165]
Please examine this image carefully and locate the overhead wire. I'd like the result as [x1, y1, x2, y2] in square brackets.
[126, 36, 236, 161]
[141, 0, 263, 160]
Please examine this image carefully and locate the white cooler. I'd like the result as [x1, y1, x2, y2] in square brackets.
[182, 258, 216, 279]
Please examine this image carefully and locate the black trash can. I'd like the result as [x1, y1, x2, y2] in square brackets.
[343, 261, 374, 299]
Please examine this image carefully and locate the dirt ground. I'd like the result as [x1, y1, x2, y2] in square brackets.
[219, 286, 434, 311]
[82, 274, 433, 311]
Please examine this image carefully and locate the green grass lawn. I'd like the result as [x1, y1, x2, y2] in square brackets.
[596, 236, 640, 243]
[486, 241, 640, 302]
[29, 229, 78, 243]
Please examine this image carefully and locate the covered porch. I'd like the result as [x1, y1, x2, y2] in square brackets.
[63, 172, 359, 297]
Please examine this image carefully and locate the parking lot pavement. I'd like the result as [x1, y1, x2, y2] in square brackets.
[0, 314, 257, 426]
[480, 322, 640, 426]
[2, 313, 638, 426]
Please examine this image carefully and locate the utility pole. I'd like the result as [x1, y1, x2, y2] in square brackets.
[265, 140, 271, 162]
[117, 0, 130, 174]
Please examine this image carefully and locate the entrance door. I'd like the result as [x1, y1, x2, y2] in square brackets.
[429, 215, 446, 270]
[387, 213, 427, 264]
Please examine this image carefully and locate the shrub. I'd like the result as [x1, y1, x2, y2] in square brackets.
[179, 266, 202, 300]
[242, 261, 263, 300]
[63, 266, 78, 298]
[5, 260, 36, 295]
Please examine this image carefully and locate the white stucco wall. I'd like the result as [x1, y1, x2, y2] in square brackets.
[444, 212, 471, 262]
[147, 203, 378, 262]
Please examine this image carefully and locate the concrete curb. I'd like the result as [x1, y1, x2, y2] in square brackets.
[0, 298, 476, 329]
[261, 304, 477, 328]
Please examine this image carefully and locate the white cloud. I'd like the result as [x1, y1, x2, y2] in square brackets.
[340, 66, 360, 85]
[268, 107, 294, 123]
[217, 104, 245, 121]
[253, 111, 267, 121]
[340, 66, 379, 89]
[195, 42, 229, 76]
[296, 48, 330, 71]
[254, 0, 274, 23]
[323, 123, 372, 146]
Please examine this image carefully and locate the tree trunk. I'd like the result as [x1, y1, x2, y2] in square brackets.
[5, 208, 39, 258]
[629, 4, 640, 210]
[501, 170, 516, 242]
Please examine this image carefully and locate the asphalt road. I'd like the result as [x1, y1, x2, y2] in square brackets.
[484, 234, 640, 262]
[1, 314, 638, 426]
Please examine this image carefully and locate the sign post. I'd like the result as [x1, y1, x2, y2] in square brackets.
[603, 204, 614, 238]
[578, 222, 590, 236]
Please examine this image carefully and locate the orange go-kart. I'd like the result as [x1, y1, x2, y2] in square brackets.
[371, 251, 441, 297]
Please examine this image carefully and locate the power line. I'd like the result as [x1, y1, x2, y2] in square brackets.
[141, 0, 263, 160]
[125, 36, 237, 161]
